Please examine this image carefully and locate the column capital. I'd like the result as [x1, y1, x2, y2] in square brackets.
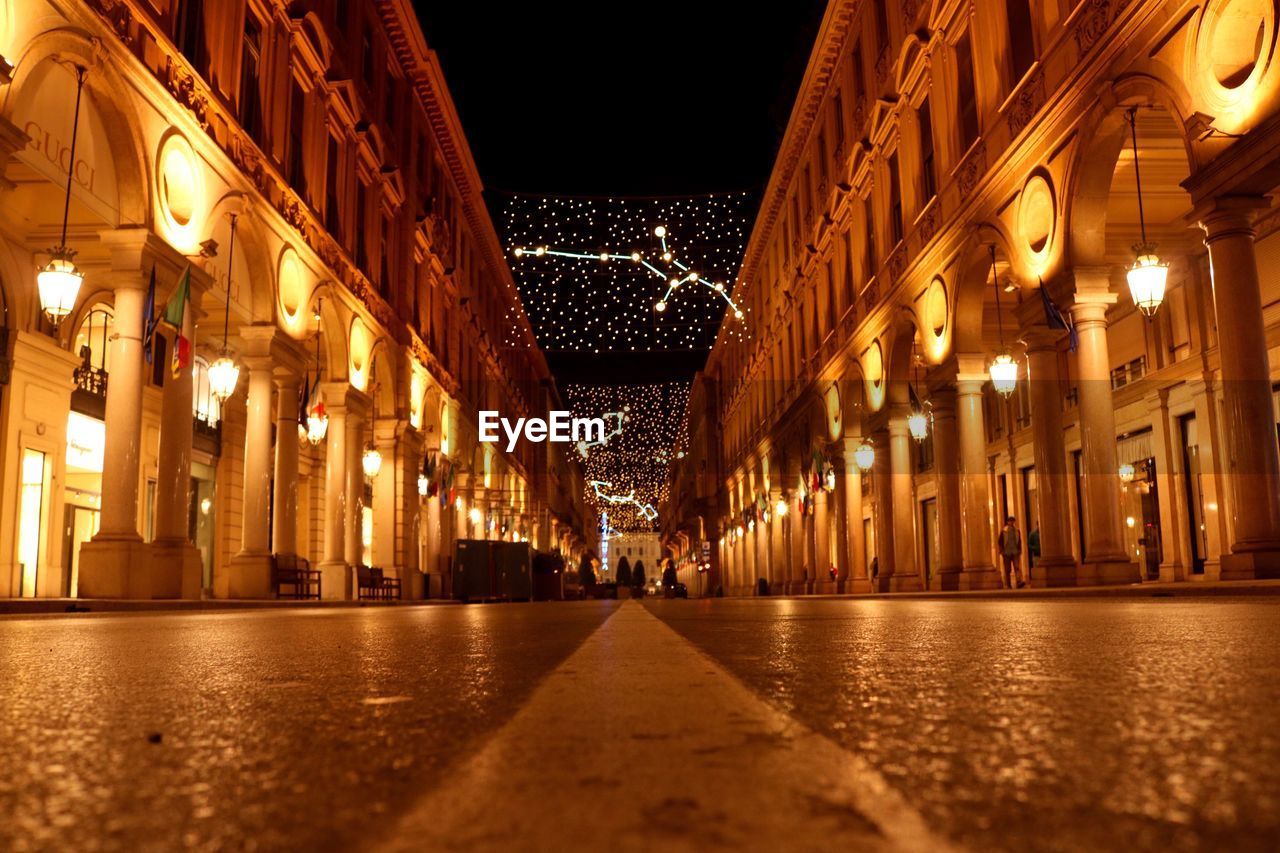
[955, 352, 989, 388]
[98, 228, 212, 293]
[1192, 194, 1270, 240]
[320, 380, 370, 417]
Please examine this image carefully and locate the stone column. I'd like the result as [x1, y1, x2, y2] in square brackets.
[227, 333, 276, 598]
[930, 388, 965, 589]
[318, 382, 351, 599]
[813, 484, 831, 589]
[770, 486, 789, 591]
[344, 398, 367, 570]
[1197, 197, 1280, 578]
[954, 358, 1000, 588]
[1070, 273, 1140, 583]
[1021, 326, 1079, 586]
[150, 325, 202, 599]
[841, 436, 870, 593]
[871, 430, 896, 591]
[79, 231, 153, 599]
[271, 372, 301, 558]
[888, 407, 922, 591]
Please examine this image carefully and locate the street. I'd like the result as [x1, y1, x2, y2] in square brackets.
[1, 597, 1278, 852]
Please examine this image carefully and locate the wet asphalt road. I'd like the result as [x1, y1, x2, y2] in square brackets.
[646, 597, 1280, 852]
[1, 597, 1278, 852]
[0, 603, 619, 852]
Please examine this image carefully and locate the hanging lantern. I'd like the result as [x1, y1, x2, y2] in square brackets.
[824, 466, 836, 491]
[468, 506, 482, 526]
[1118, 462, 1136, 484]
[417, 474, 430, 496]
[1125, 107, 1166, 317]
[908, 408, 930, 442]
[774, 498, 788, 517]
[38, 67, 88, 327]
[989, 352, 1019, 397]
[37, 250, 84, 325]
[208, 355, 241, 403]
[362, 442, 383, 479]
[854, 439, 875, 472]
[1127, 248, 1168, 317]
[306, 402, 329, 446]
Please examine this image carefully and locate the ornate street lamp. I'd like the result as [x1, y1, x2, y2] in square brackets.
[37, 65, 89, 327]
[208, 215, 241, 402]
[987, 245, 1019, 397]
[1125, 107, 1168, 318]
[774, 498, 788, 518]
[301, 299, 328, 446]
[362, 443, 383, 479]
[908, 340, 931, 442]
[854, 439, 875, 472]
[1118, 462, 1136, 484]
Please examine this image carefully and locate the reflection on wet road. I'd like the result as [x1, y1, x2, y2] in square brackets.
[646, 597, 1280, 852]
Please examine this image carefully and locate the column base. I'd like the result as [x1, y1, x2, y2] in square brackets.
[149, 539, 202, 599]
[226, 552, 275, 599]
[1082, 559, 1141, 586]
[844, 577, 873, 593]
[397, 569, 424, 600]
[317, 560, 354, 600]
[931, 568, 963, 591]
[873, 573, 923, 593]
[1220, 550, 1280, 580]
[1028, 557, 1082, 588]
[958, 566, 1001, 590]
[77, 536, 150, 599]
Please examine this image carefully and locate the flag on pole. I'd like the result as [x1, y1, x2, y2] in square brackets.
[164, 265, 193, 378]
[1039, 277, 1078, 352]
[142, 265, 158, 364]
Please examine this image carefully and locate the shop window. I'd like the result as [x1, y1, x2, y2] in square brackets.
[18, 448, 47, 597]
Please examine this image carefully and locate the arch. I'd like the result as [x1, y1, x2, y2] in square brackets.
[1065, 73, 1197, 269]
[296, 12, 336, 70]
[312, 283, 350, 383]
[203, 195, 276, 327]
[366, 336, 396, 419]
[953, 225, 1020, 356]
[3, 29, 150, 227]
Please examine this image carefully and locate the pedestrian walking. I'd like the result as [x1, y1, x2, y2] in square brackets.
[999, 516, 1023, 589]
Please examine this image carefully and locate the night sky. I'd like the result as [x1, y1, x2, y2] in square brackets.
[412, 1, 828, 388]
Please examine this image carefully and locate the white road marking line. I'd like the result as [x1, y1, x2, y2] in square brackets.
[378, 601, 955, 852]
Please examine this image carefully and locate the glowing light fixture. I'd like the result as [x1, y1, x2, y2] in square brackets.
[774, 498, 788, 517]
[908, 409, 930, 442]
[468, 506, 482, 526]
[362, 443, 383, 479]
[306, 402, 328, 446]
[417, 474, 430, 496]
[1125, 107, 1167, 318]
[987, 245, 1018, 398]
[854, 439, 875, 472]
[209, 214, 241, 402]
[1118, 462, 1136, 483]
[37, 65, 88, 327]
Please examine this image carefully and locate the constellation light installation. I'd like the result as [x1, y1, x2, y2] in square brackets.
[589, 481, 659, 523]
[513, 224, 744, 321]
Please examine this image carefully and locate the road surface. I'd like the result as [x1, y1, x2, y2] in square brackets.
[0, 597, 1276, 851]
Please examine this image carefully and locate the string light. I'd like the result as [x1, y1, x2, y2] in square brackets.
[567, 381, 689, 532]
[499, 193, 753, 353]
[589, 481, 659, 523]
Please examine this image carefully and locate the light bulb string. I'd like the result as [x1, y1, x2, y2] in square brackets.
[57, 66, 88, 252]
[222, 214, 237, 356]
[1127, 107, 1150, 248]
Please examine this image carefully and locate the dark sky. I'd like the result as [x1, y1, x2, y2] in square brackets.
[414, 1, 829, 196]
[412, 1, 829, 383]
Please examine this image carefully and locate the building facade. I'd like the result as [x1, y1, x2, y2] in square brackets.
[0, 0, 590, 599]
[663, 0, 1280, 595]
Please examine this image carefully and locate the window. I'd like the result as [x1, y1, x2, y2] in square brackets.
[355, 180, 369, 270]
[852, 45, 865, 103]
[238, 14, 264, 145]
[384, 72, 397, 121]
[955, 32, 980, 153]
[362, 27, 376, 90]
[863, 201, 877, 280]
[817, 129, 828, 187]
[287, 79, 307, 195]
[919, 98, 937, 202]
[380, 213, 393, 297]
[175, 0, 207, 74]
[833, 92, 845, 154]
[1006, 0, 1037, 85]
[873, 1, 889, 52]
[325, 135, 342, 237]
[888, 153, 903, 245]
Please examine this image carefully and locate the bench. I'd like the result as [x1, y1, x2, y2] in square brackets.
[273, 554, 321, 600]
[357, 565, 401, 601]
